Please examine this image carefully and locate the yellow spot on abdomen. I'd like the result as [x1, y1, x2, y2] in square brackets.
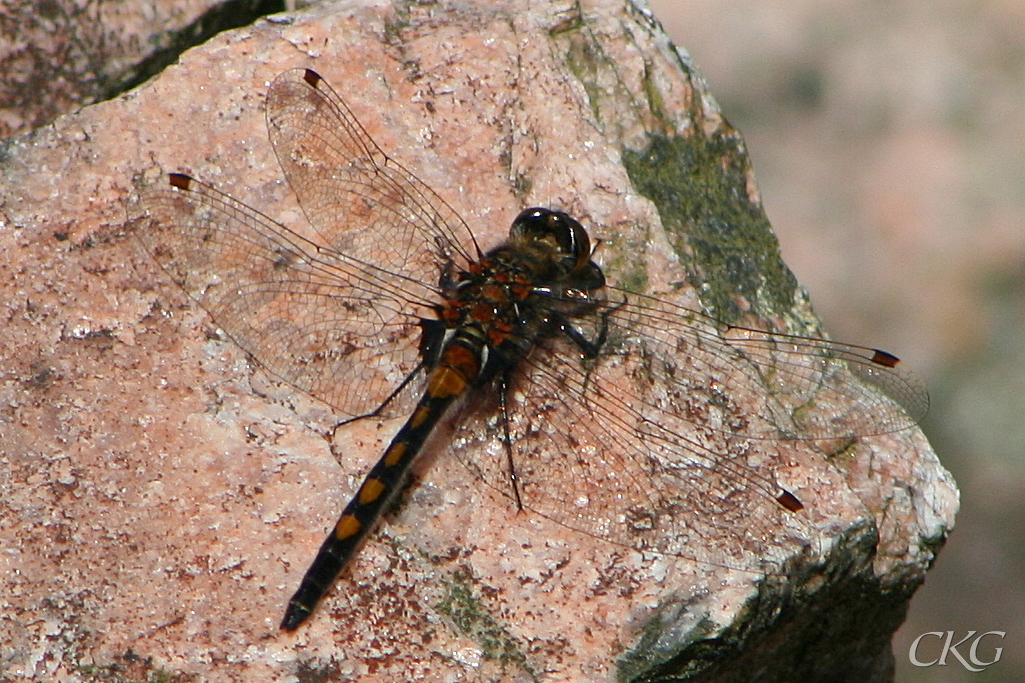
[427, 367, 468, 399]
[410, 406, 431, 429]
[359, 478, 387, 505]
[383, 442, 407, 467]
[334, 514, 362, 540]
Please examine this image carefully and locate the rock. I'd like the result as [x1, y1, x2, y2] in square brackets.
[0, 0, 283, 138]
[0, 0, 956, 681]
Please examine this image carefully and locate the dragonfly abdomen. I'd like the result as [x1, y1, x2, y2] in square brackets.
[280, 328, 487, 631]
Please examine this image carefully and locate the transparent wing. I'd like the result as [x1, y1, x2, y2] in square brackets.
[265, 68, 480, 279]
[128, 67, 489, 420]
[129, 174, 430, 420]
[451, 289, 927, 565]
[604, 287, 928, 441]
[453, 330, 807, 569]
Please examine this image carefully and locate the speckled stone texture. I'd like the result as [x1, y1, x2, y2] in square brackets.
[0, 1, 955, 681]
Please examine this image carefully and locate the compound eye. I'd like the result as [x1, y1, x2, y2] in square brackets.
[511, 208, 549, 234]
[544, 211, 591, 270]
[565, 218, 592, 270]
[545, 212, 573, 252]
[511, 208, 593, 270]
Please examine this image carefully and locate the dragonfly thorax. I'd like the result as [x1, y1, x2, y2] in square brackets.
[438, 209, 606, 356]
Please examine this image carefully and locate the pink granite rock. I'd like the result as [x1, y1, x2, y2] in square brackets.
[0, 1, 956, 681]
[0, 0, 233, 138]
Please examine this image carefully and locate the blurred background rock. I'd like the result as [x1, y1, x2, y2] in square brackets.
[650, 0, 1024, 680]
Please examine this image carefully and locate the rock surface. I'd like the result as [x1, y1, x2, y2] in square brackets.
[0, 0, 233, 138]
[0, 0, 956, 681]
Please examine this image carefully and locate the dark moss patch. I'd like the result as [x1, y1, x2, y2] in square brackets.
[622, 132, 797, 323]
[435, 570, 532, 675]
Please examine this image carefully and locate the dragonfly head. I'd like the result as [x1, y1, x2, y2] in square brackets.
[510, 208, 600, 283]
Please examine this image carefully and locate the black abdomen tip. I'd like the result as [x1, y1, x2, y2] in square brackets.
[280, 602, 312, 631]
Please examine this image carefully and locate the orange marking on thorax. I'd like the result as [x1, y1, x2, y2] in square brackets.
[510, 282, 532, 299]
[479, 283, 506, 301]
[441, 301, 462, 324]
[471, 301, 497, 323]
[483, 326, 508, 346]
[487, 319, 513, 348]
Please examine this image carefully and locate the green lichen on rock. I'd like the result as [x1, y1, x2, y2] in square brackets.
[623, 131, 798, 323]
[435, 569, 531, 674]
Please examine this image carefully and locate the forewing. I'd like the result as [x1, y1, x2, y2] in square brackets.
[265, 68, 479, 280]
[605, 288, 928, 441]
[128, 175, 429, 420]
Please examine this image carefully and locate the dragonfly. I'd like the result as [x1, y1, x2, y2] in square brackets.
[128, 68, 928, 631]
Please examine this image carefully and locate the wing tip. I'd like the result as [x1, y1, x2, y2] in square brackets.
[870, 348, 901, 369]
[302, 68, 323, 89]
[168, 173, 193, 190]
[777, 489, 804, 512]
